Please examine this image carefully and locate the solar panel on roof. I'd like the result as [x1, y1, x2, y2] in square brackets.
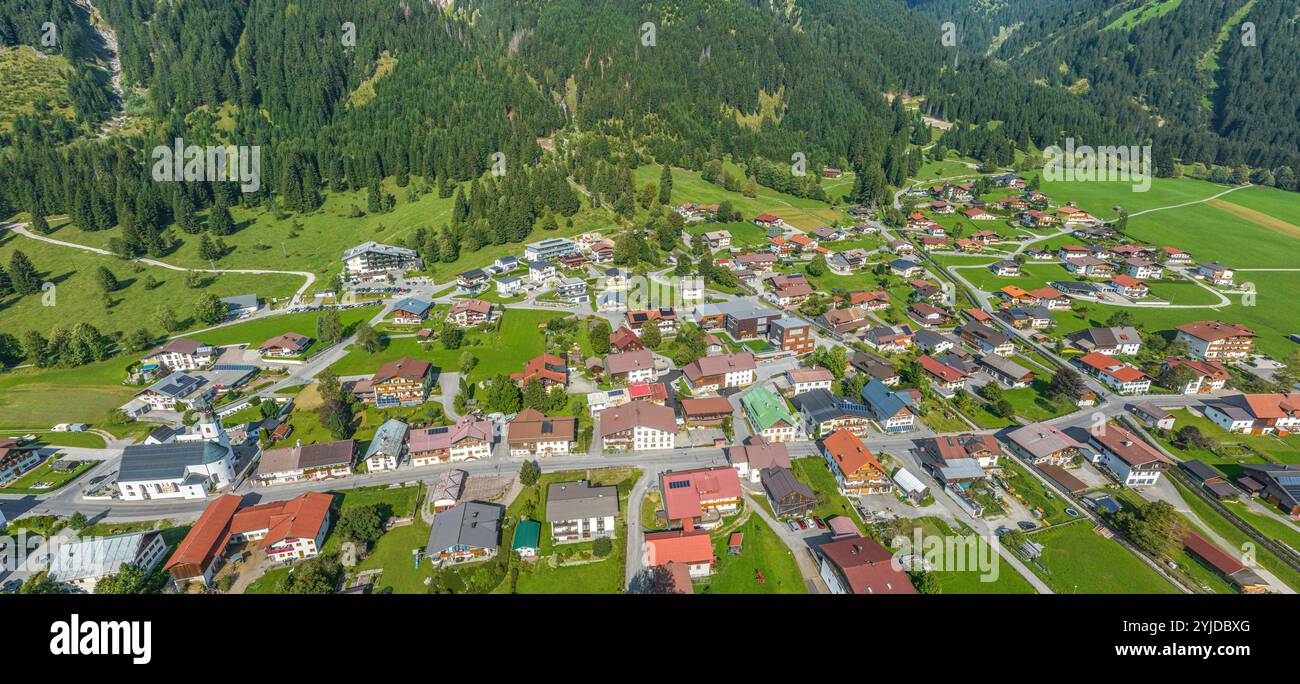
[668, 480, 690, 489]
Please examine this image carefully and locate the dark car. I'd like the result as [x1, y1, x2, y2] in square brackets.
[1017, 521, 1037, 531]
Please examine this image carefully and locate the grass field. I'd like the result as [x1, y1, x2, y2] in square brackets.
[696, 513, 807, 594]
[1000, 459, 1076, 525]
[200, 305, 381, 351]
[1169, 478, 1300, 592]
[0, 429, 106, 449]
[791, 456, 864, 534]
[0, 226, 302, 343]
[0, 46, 75, 134]
[1027, 522, 1179, 594]
[0, 456, 97, 494]
[893, 517, 1036, 594]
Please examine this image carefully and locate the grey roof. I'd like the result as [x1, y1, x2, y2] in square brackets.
[220, 294, 259, 311]
[391, 297, 433, 316]
[342, 241, 417, 261]
[860, 379, 913, 419]
[760, 466, 815, 502]
[936, 458, 986, 482]
[118, 441, 230, 482]
[147, 425, 180, 443]
[545, 481, 619, 522]
[700, 298, 781, 321]
[890, 259, 921, 270]
[1182, 460, 1223, 483]
[144, 372, 208, 401]
[425, 502, 503, 554]
[914, 329, 958, 351]
[48, 532, 161, 583]
[850, 352, 897, 381]
[1068, 326, 1141, 349]
[980, 353, 1033, 380]
[1134, 402, 1173, 420]
[363, 419, 408, 461]
[791, 388, 872, 425]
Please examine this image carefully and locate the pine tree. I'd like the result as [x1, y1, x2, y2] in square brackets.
[658, 164, 673, 204]
[8, 251, 39, 295]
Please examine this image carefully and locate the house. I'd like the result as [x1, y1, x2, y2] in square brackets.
[765, 273, 813, 307]
[921, 434, 1002, 470]
[645, 528, 714, 578]
[913, 329, 960, 355]
[256, 439, 356, 485]
[556, 277, 589, 303]
[1182, 461, 1239, 499]
[766, 317, 815, 355]
[1181, 531, 1268, 593]
[790, 388, 875, 439]
[733, 252, 777, 272]
[820, 428, 891, 496]
[752, 214, 785, 229]
[513, 520, 541, 559]
[1175, 321, 1256, 360]
[608, 326, 645, 353]
[726, 440, 790, 483]
[408, 415, 494, 465]
[606, 350, 657, 384]
[1202, 394, 1300, 435]
[369, 358, 433, 407]
[889, 259, 924, 278]
[1023, 210, 1057, 228]
[698, 299, 783, 339]
[958, 321, 1014, 356]
[446, 298, 492, 327]
[1193, 262, 1235, 287]
[626, 307, 678, 338]
[680, 397, 735, 427]
[989, 260, 1021, 277]
[828, 248, 872, 272]
[1064, 256, 1115, 278]
[388, 297, 433, 325]
[342, 241, 422, 279]
[524, 237, 579, 262]
[862, 325, 915, 354]
[546, 481, 618, 543]
[0, 444, 40, 487]
[456, 268, 490, 291]
[362, 419, 408, 472]
[528, 261, 558, 283]
[818, 535, 916, 594]
[850, 352, 900, 386]
[258, 332, 312, 358]
[142, 338, 215, 372]
[1059, 245, 1090, 261]
[1075, 352, 1151, 394]
[919, 355, 971, 392]
[430, 469, 467, 512]
[1239, 464, 1300, 517]
[907, 302, 954, 328]
[659, 466, 742, 528]
[998, 306, 1052, 330]
[1132, 402, 1176, 431]
[1109, 275, 1149, 299]
[978, 353, 1033, 388]
[682, 352, 757, 394]
[787, 367, 835, 396]
[1028, 286, 1071, 310]
[1088, 424, 1171, 487]
[494, 255, 520, 272]
[599, 401, 677, 451]
[507, 408, 576, 457]
[820, 307, 871, 335]
[1125, 258, 1163, 280]
[741, 387, 800, 443]
[162, 495, 244, 587]
[859, 379, 916, 433]
[424, 502, 502, 565]
[1068, 326, 1143, 356]
[1025, 246, 1053, 260]
[1004, 423, 1083, 466]
[225, 492, 334, 562]
[849, 290, 891, 311]
[889, 239, 916, 255]
[116, 414, 237, 500]
[49, 531, 168, 593]
[495, 276, 524, 296]
[134, 372, 214, 411]
[1163, 246, 1193, 264]
[1163, 358, 1230, 394]
[701, 230, 732, 249]
[513, 353, 568, 391]
[761, 466, 817, 517]
[962, 207, 996, 221]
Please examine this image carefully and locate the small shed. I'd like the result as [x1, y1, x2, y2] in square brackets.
[512, 520, 541, 559]
[727, 533, 744, 555]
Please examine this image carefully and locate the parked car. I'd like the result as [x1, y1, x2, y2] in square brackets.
[797, 519, 808, 530]
[814, 517, 826, 529]
[1017, 521, 1037, 531]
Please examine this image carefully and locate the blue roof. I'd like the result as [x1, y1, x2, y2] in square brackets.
[890, 259, 920, 270]
[860, 379, 912, 419]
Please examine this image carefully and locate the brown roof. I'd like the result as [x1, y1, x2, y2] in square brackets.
[1181, 531, 1246, 575]
[257, 439, 356, 475]
[372, 357, 432, 383]
[683, 352, 756, 383]
[151, 338, 205, 356]
[259, 332, 312, 352]
[821, 429, 882, 476]
[1038, 464, 1088, 493]
[507, 408, 576, 443]
[789, 368, 834, 384]
[605, 350, 655, 375]
[164, 494, 242, 572]
[819, 536, 916, 594]
[680, 396, 735, 418]
[599, 401, 677, 437]
[230, 492, 334, 548]
[1176, 321, 1255, 342]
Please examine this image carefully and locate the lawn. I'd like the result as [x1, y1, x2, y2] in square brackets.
[1169, 478, 1300, 592]
[328, 308, 559, 382]
[790, 456, 863, 534]
[999, 458, 1076, 525]
[892, 517, 1037, 594]
[1160, 409, 1300, 468]
[0, 456, 97, 494]
[0, 429, 106, 449]
[0, 224, 302, 344]
[1037, 176, 1231, 221]
[1001, 379, 1075, 422]
[1026, 522, 1180, 594]
[200, 305, 381, 350]
[695, 513, 807, 594]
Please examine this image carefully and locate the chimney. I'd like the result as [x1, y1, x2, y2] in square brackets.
[683, 518, 694, 533]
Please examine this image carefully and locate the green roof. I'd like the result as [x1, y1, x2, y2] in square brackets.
[741, 387, 796, 431]
[512, 520, 541, 550]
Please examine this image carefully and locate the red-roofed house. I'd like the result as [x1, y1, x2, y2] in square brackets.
[818, 535, 916, 595]
[1163, 358, 1231, 394]
[164, 494, 243, 587]
[1175, 321, 1257, 360]
[1075, 352, 1151, 394]
[820, 429, 891, 496]
[919, 355, 971, 391]
[512, 353, 568, 391]
[659, 466, 742, 529]
[645, 529, 714, 578]
[1087, 424, 1171, 487]
[227, 492, 334, 561]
